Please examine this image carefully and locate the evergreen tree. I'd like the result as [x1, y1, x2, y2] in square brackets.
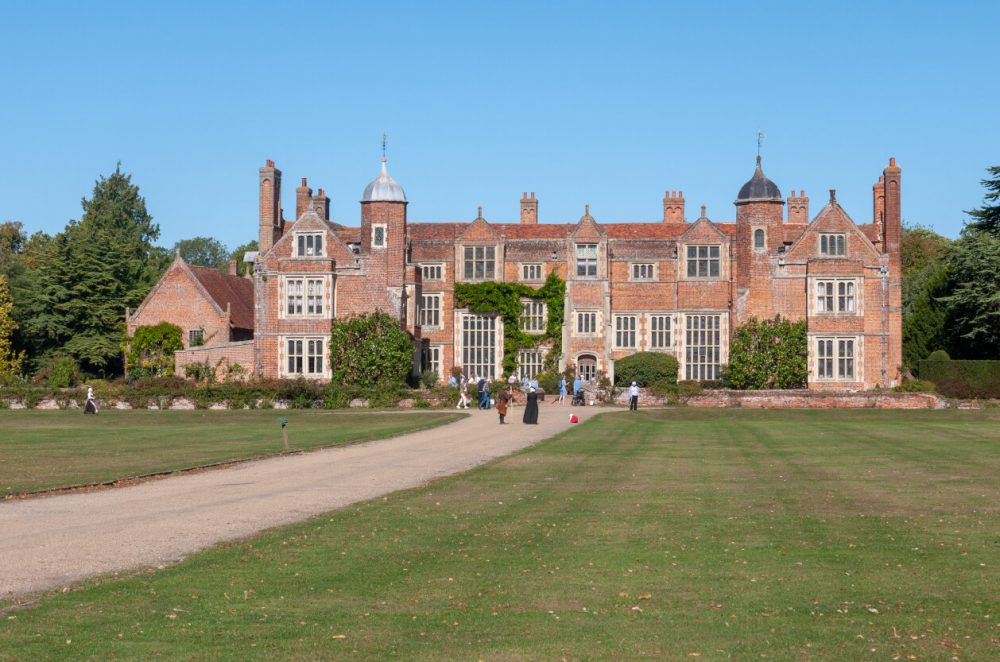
[966, 165, 1000, 236]
[940, 231, 1000, 359]
[19, 165, 161, 375]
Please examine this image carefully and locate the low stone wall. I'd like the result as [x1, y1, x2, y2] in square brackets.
[686, 389, 948, 409]
[175, 340, 254, 381]
[612, 388, 948, 409]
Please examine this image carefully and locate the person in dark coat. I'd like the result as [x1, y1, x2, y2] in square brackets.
[522, 386, 539, 424]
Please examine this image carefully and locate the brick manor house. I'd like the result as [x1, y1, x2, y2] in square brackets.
[127, 154, 903, 389]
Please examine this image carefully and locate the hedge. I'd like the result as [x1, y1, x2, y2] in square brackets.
[917, 359, 1000, 399]
[614, 352, 679, 388]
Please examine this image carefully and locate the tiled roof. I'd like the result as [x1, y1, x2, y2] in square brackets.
[783, 224, 809, 243]
[188, 266, 255, 331]
[857, 224, 881, 243]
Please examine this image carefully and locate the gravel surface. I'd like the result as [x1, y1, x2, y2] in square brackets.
[0, 406, 599, 601]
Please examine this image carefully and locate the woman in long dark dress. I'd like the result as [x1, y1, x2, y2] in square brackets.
[522, 386, 539, 424]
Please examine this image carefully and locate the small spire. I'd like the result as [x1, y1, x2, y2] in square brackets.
[477, 206, 483, 219]
[585, 204, 590, 216]
[829, 189, 837, 202]
[381, 132, 388, 163]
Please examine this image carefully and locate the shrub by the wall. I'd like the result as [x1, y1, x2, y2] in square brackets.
[724, 316, 807, 390]
[918, 359, 1000, 398]
[614, 352, 679, 388]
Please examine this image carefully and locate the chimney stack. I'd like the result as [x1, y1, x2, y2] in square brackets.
[787, 190, 809, 224]
[228, 259, 238, 276]
[295, 177, 313, 220]
[663, 191, 685, 223]
[520, 192, 538, 224]
[312, 188, 330, 221]
[872, 174, 886, 233]
[258, 160, 283, 251]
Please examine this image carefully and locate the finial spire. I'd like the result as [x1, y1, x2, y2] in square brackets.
[756, 131, 765, 158]
[701, 204, 707, 218]
[381, 132, 388, 163]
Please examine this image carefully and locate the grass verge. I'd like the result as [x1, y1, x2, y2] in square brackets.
[1, 409, 998, 659]
[1, 410, 463, 496]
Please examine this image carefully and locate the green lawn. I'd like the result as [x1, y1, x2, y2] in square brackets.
[0, 410, 463, 496]
[2, 409, 999, 660]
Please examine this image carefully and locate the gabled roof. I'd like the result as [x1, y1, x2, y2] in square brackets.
[187, 265, 254, 330]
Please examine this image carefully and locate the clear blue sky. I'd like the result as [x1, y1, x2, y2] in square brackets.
[2, 0, 997, 250]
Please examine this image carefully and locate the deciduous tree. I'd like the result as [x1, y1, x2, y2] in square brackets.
[173, 236, 230, 269]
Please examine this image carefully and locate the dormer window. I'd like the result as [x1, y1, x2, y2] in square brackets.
[576, 244, 598, 278]
[372, 224, 386, 248]
[685, 245, 721, 278]
[296, 233, 324, 257]
[820, 233, 846, 257]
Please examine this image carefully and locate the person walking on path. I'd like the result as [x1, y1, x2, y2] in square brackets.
[477, 376, 489, 409]
[496, 387, 511, 424]
[457, 373, 470, 409]
[573, 376, 583, 406]
[523, 386, 539, 424]
[628, 381, 640, 411]
[557, 375, 567, 403]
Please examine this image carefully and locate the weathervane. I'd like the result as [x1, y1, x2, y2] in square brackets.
[756, 131, 765, 158]
[382, 132, 388, 162]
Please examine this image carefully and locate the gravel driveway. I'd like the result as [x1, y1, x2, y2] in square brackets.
[0, 406, 599, 601]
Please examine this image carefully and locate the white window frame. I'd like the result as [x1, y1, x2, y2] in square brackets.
[283, 277, 326, 318]
[630, 263, 656, 281]
[519, 299, 547, 334]
[372, 224, 387, 248]
[576, 243, 598, 278]
[460, 313, 499, 379]
[282, 336, 328, 379]
[517, 348, 547, 380]
[819, 233, 846, 257]
[576, 310, 598, 336]
[814, 278, 859, 315]
[649, 315, 671, 350]
[520, 263, 544, 282]
[420, 293, 441, 329]
[420, 263, 444, 281]
[814, 336, 858, 381]
[422, 344, 442, 381]
[685, 245, 722, 279]
[614, 315, 637, 349]
[296, 233, 325, 258]
[684, 314, 722, 381]
[462, 245, 496, 282]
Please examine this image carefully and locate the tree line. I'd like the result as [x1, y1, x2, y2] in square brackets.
[0, 165, 256, 381]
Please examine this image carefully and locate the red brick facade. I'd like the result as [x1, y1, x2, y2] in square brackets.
[133, 156, 904, 389]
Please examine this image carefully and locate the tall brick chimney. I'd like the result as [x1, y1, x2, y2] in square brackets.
[787, 190, 809, 224]
[258, 160, 283, 252]
[520, 192, 538, 224]
[872, 174, 886, 236]
[663, 191, 685, 223]
[882, 158, 901, 263]
[295, 178, 313, 220]
[312, 188, 330, 221]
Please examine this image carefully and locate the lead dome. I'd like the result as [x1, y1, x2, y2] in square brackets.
[736, 156, 782, 203]
[361, 159, 407, 203]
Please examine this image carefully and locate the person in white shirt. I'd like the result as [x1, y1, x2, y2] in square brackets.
[628, 381, 640, 411]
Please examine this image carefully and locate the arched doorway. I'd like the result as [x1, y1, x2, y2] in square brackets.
[578, 354, 597, 382]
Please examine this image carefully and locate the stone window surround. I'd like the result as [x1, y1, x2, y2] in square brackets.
[419, 293, 442, 329]
[613, 314, 637, 349]
[811, 334, 862, 382]
[753, 227, 766, 252]
[811, 277, 863, 316]
[420, 262, 444, 281]
[682, 244, 724, 280]
[574, 309, 600, 336]
[520, 262, 544, 282]
[459, 244, 499, 282]
[629, 262, 657, 281]
[295, 232, 325, 258]
[279, 335, 330, 379]
[372, 224, 387, 249]
[279, 275, 330, 319]
[819, 232, 847, 257]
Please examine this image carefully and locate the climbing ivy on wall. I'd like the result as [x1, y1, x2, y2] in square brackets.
[454, 272, 565, 376]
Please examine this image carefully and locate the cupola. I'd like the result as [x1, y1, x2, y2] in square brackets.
[735, 156, 782, 204]
[361, 159, 407, 203]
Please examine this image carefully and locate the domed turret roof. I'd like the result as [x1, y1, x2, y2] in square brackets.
[736, 156, 782, 203]
[361, 159, 407, 203]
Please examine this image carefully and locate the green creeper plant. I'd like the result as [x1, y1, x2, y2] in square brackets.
[454, 271, 565, 375]
[724, 315, 807, 389]
[329, 310, 414, 389]
[124, 322, 183, 378]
